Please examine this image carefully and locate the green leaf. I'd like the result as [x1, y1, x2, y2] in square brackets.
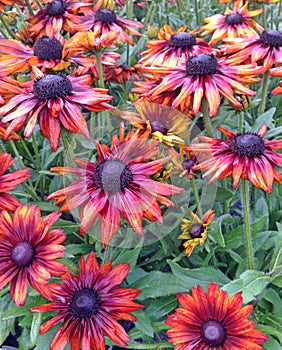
[113, 245, 142, 268]
[32, 201, 59, 212]
[271, 275, 282, 288]
[52, 219, 80, 234]
[214, 186, 234, 202]
[263, 288, 282, 316]
[168, 260, 230, 289]
[145, 296, 178, 321]
[30, 312, 42, 346]
[259, 335, 282, 350]
[0, 295, 14, 346]
[222, 270, 271, 303]
[252, 107, 276, 132]
[133, 310, 154, 337]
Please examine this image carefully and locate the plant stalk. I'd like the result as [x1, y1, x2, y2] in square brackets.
[242, 180, 254, 270]
[202, 98, 213, 137]
[258, 72, 269, 115]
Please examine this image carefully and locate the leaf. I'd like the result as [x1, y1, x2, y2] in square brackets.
[271, 275, 282, 288]
[145, 296, 178, 321]
[30, 312, 42, 346]
[252, 107, 275, 132]
[222, 270, 271, 303]
[52, 219, 80, 234]
[214, 186, 234, 202]
[133, 310, 154, 337]
[263, 288, 282, 316]
[168, 260, 230, 289]
[113, 245, 142, 269]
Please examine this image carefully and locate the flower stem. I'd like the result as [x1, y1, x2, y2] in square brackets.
[96, 52, 112, 134]
[239, 110, 244, 133]
[194, 0, 200, 26]
[202, 98, 213, 137]
[61, 128, 75, 166]
[241, 180, 254, 270]
[191, 178, 203, 218]
[258, 72, 269, 115]
[25, 0, 34, 16]
[0, 13, 16, 39]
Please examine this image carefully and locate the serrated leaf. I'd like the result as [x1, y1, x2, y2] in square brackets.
[222, 270, 271, 303]
[133, 310, 154, 337]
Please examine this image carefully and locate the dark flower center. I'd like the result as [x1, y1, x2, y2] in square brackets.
[12, 241, 35, 268]
[201, 319, 226, 347]
[189, 223, 204, 238]
[169, 32, 197, 48]
[225, 13, 244, 25]
[151, 121, 169, 134]
[260, 30, 282, 47]
[186, 54, 218, 75]
[70, 288, 100, 318]
[95, 9, 117, 23]
[33, 36, 63, 61]
[33, 74, 72, 100]
[182, 159, 195, 171]
[46, 0, 65, 16]
[230, 133, 265, 158]
[93, 159, 133, 193]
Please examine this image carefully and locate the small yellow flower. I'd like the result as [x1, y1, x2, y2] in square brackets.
[179, 210, 215, 256]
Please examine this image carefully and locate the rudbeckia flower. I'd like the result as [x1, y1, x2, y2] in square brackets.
[0, 66, 114, 151]
[190, 124, 282, 193]
[72, 4, 143, 45]
[166, 283, 267, 349]
[0, 153, 31, 212]
[0, 204, 66, 306]
[27, 0, 93, 40]
[104, 64, 140, 84]
[120, 102, 190, 147]
[201, 0, 264, 46]
[30, 251, 143, 350]
[138, 25, 213, 68]
[179, 210, 215, 256]
[0, 0, 24, 12]
[222, 29, 282, 71]
[143, 54, 263, 116]
[269, 62, 282, 93]
[47, 124, 184, 246]
[271, 80, 282, 94]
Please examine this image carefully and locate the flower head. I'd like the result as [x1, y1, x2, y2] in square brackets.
[0, 153, 31, 212]
[0, 204, 66, 306]
[190, 124, 282, 193]
[166, 282, 267, 349]
[138, 25, 213, 69]
[104, 64, 140, 84]
[47, 124, 184, 246]
[0, 67, 113, 151]
[179, 210, 215, 256]
[201, 0, 264, 46]
[120, 102, 190, 146]
[30, 251, 143, 350]
[0, 0, 25, 12]
[142, 54, 263, 116]
[223, 29, 282, 71]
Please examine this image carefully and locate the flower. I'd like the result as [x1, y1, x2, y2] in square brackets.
[47, 124, 184, 246]
[190, 124, 282, 193]
[0, 204, 66, 306]
[166, 283, 268, 349]
[138, 25, 213, 69]
[104, 64, 140, 84]
[0, 153, 31, 212]
[269, 63, 282, 94]
[30, 251, 143, 350]
[0, 36, 73, 77]
[179, 210, 215, 256]
[200, 0, 264, 46]
[72, 4, 143, 45]
[220, 0, 278, 3]
[0, 0, 24, 12]
[0, 66, 114, 151]
[27, 0, 93, 40]
[271, 80, 282, 94]
[166, 147, 197, 179]
[143, 54, 263, 116]
[222, 29, 282, 71]
[120, 102, 190, 146]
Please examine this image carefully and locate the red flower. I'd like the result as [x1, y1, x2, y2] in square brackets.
[0, 153, 31, 212]
[0, 205, 66, 306]
[47, 124, 184, 246]
[30, 251, 143, 350]
[166, 283, 267, 349]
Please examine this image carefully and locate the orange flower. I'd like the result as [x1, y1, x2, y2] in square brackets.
[0, 153, 31, 212]
[222, 29, 282, 71]
[47, 124, 184, 246]
[138, 25, 213, 69]
[30, 251, 143, 350]
[0, 0, 25, 12]
[104, 64, 140, 84]
[190, 124, 282, 193]
[142, 54, 263, 116]
[0, 204, 66, 306]
[0, 67, 114, 151]
[72, 4, 143, 45]
[269, 62, 282, 93]
[219, 0, 278, 3]
[166, 283, 267, 349]
[201, 0, 264, 46]
[179, 210, 215, 256]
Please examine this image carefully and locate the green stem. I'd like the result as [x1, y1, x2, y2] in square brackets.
[242, 180, 254, 270]
[239, 110, 244, 133]
[194, 0, 199, 26]
[222, 178, 229, 214]
[142, 2, 156, 30]
[34, 0, 43, 10]
[202, 99, 213, 137]
[191, 177, 203, 218]
[14, 4, 26, 21]
[96, 52, 112, 134]
[61, 128, 75, 166]
[278, 0, 282, 29]
[0, 13, 16, 39]
[258, 72, 269, 115]
[25, 0, 34, 16]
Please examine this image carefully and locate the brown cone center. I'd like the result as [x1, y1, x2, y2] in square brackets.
[201, 319, 226, 346]
[230, 133, 265, 158]
[12, 241, 35, 268]
[70, 288, 100, 318]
